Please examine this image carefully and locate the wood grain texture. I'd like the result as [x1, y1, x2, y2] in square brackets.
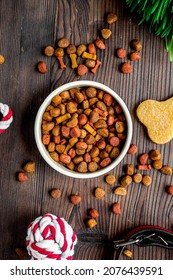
[0, 0, 172, 260]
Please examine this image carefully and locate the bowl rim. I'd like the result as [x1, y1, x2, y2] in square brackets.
[34, 80, 133, 178]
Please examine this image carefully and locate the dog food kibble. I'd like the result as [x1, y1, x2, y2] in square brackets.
[95, 187, 105, 198]
[95, 39, 106, 50]
[105, 174, 116, 185]
[18, 172, 29, 182]
[142, 175, 152, 186]
[114, 186, 127, 196]
[89, 209, 99, 218]
[128, 144, 137, 154]
[131, 39, 142, 51]
[57, 38, 69, 48]
[117, 48, 126, 58]
[37, 61, 48, 73]
[0, 54, 5, 64]
[44, 46, 54, 57]
[107, 13, 118, 24]
[86, 219, 97, 229]
[133, 173, 142, 183]
[152, 159, 163, 170]
[101, 28, 112, 39]
[121, 62, 132, 74]
[130, 51, 141, 61]
[23, 161, 35, 174]
[166, 185, 173, 196]
[123, 249, 132, 258]
[112, 202, 121, 214]
[160, 166, 172, 176]
[70, 194, 81, 205]
[121, 175, 132, 187]
[77, 64, 88, 76]
[41, 87, 127, 172]
[150, 150, 161, 161]
[139, 153, 149, 165]
[126, 164, 134, 175]
[50, 188, 61, 199]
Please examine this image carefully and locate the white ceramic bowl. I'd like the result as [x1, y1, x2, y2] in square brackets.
[34, 81, 133, 178]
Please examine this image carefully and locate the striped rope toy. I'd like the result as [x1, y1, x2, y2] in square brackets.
[0, 102, 13, 134]
[26, 214, 77, 260]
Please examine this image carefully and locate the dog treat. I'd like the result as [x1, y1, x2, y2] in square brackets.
[50, 188, 61, 199]
[86, 219, 97, 228]
[23, 161, 35, 174]
[139, 153, 149, 165]
[69, 54, 78, 68]
[114, 186, 127, 196]
[91, 60, 101, 74]
[133, 173, 142, 183]
[82, 51, 97, 60]
[89, 209, 99, 218]
[130, 51, 141, 61]
[131, 39, 142, 51]
[121, 62, 132, 74]
[0, 54, 5, 64]
[128, 144, 137, 154]
[95, 187, 105, 198]
[116, 48, 126, 58]
[160, 166, 172, 176]
[18, 172, 29, 182]
[126, 164, 134, 175]
[166, 185, 173, 196]
[152, 160, 163, 170]
[44, 46, 54, 57]
[137, 164, 151, 170]
[106, 13, 118, 24]
[112, 202, 121, 214]
[150, 150, 161, 160]
[123, 248, 132, 258]
[136, 97, 173, 144]
[105, 174, 116, 185]
[101, 28, 112, 39]
[142, 175, 152, 186]
[70, 194, 81, 205]
[57, 38, 69, 48]
[37, 61, 47, 73]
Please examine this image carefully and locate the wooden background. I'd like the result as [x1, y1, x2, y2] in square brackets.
[0, 0, 173, 260]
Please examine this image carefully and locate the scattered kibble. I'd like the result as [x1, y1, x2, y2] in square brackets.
[23, 161, 35, 174]
[121, 175, 132, 187]
[128, 144, 138, 154]
[133, 173, 142, 183]
[150, 150, 161, 161]
[142, 175, 152, 186]
[121, 62, 132, 74]
[116, 48, 126, 58]
[160, 166, 172, 176]
[105, 174, 116, 185]
[131, 39, 142, 51]
[86, 219, 97, 228]
[112, 202, 121, 214]
[123, 248, 133, 258]
[44, 46, 54, 57]
[17, 172, 29, 183]
[50, 188, 61, 199]
[70, 194, 81, 205]
[130, 51, 141, 61]
[101, 28, 112, 39]
[37, 61, 47, 73]
[166, 185, 173, 196]
[106, 13, 118, 24]
[114, 186, 127, 196]
[95, 187, 105, 198]
[89, 209, 99, 218]
[126, 164, 134, 176]
[0, 54, 5, 64]
[152, 160, 162, 170]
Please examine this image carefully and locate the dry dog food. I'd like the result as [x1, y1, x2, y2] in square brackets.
[86, 218, 97, 228]
[70, 194, 81, 204]
[41, 87, 127, 173]
[123, 248, 133, 258]
[18, 172, 29, 182]
[50, 188, 61, 199]
[166, 185, 173, 196]
[112, 202, 121, 214]
[136, 97, 173, 144]
[0, 54, 5, 64]
[23, 161, 35, 173]
[131, 39, 142, 51]
[105, 174, 116, 185]
[89, 209, 99, 218]
[37, 61, 47, 73]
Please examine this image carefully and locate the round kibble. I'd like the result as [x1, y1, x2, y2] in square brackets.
[161, 166, 172, 176]
[50, 188, 61, 199]
[152, 160, 162, 170]
[44, 46, 54, 57]
[121, 175, 132, 187]
[105, 174, 116, 185]
[89, 209, 99, 218]
[150, 150, 161, 161]
[117, 48, 126, 58]
[133, 173, 142, 183]
[142, 175, 152, 186]
[70, 195, 81, 205]
[95, 187, 105, 198]
[107, 13, 118, 24]
[101, 28, 112, 39]
[88, 162, 98, 172]
[86, 219, 97, 229]
[58, 38, 69, 48]
[166, 185, 173, 196]
[121, 62, 132, 74]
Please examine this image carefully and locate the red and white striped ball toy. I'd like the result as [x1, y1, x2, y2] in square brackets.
[0, 102, 13, 134]
[26, 214, 77, 260]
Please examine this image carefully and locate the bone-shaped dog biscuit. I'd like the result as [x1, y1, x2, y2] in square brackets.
[136, 97, 173, 144]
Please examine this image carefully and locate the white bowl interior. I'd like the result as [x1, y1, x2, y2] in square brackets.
[34, 81, 133, 178]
